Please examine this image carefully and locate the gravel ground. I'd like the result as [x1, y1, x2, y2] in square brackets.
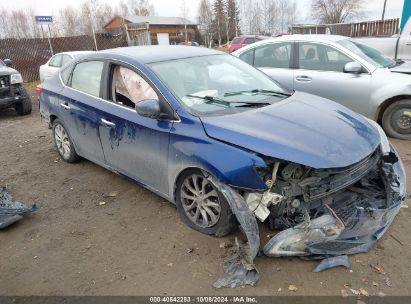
[0, 89, 410, 296]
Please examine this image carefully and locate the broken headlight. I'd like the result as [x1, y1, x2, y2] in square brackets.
[366, 118, 390, 155]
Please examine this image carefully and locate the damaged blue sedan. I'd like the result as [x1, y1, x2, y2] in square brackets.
[39, 46, 406, 287]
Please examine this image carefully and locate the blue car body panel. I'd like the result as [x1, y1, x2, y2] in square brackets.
[200, 91, 380, 169]
[39, 46, 382, 203]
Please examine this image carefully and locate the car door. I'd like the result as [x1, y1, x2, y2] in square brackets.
[97, 62, 174, 195]
[239, 42, 295, 91]
[58, 60, 106, 165]
[293, 41, 372, 115]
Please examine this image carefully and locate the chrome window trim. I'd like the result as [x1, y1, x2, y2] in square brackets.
[58, 57, 181, 123]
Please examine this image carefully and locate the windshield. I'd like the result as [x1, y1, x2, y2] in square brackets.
[149, 54, 290, 115]
[338, 39, 396, 68]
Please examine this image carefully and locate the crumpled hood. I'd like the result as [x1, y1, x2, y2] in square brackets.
[390, 61, 411, 74]
[200, 91, 380, 169]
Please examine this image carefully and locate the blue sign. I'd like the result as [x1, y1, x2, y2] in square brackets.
[400, 0, 411, 32]
[35, 16, 53, 23]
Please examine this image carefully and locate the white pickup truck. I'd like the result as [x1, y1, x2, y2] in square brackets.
[355, 18, 411, 61]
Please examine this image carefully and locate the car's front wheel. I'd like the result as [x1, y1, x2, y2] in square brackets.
[14, 88, 32, 115]
[175, 170, 237, 236]
[382, 99, 411, 140]
[52, 119, 80, 163]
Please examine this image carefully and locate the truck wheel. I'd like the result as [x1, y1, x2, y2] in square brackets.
[175, 169, 237, 237]
[382, 100, 411, 140]
[52, 119, 80, 163]
[14, 88, 32, 115]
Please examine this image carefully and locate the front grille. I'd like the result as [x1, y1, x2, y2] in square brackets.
[0, 75, 10, 88]
[306, 149, 380, 201]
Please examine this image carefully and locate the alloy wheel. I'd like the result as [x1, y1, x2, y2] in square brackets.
[180, 174, 222, 228]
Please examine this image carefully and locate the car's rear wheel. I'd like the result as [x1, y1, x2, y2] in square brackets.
[175, 170, 237, 236]
[52, 119, 80, 163]
[382, 99, 411, 140]
[14, 88, 32, 115]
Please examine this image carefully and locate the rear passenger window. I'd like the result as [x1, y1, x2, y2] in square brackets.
[71, 61, 104, 97]
[254, 43, 292, 68]
[49, 55, 62, 67]
[61, 55, 72, 67]
[231, 37, 241, 44]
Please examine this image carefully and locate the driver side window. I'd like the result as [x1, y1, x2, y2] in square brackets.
[110, 65, 158, 109]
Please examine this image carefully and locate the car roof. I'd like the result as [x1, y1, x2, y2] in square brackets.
[57, 51, 94, 57]
[264, 34, 349, 43]
[99, 45, 224, 64]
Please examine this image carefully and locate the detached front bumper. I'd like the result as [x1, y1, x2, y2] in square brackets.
[264, 145, 406, 257]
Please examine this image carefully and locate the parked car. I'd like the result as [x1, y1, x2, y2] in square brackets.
[178, 41, 200, 46]
[232, 35, 411, 139]
[0, 59, 32, 115]
[228, 35, 270, 53]
[38, 46, 405, 258]
[39, 51, 92, 82]
[354, 17, 411, 61]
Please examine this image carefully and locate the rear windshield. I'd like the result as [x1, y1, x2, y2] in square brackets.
[231, 37, 241, 44]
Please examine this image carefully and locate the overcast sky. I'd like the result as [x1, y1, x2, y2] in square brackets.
[0, 0, 406, 23]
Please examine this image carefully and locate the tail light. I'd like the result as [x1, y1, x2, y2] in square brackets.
[36, 84, 43, 96]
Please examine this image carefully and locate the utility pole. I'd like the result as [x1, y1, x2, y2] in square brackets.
[382, 0, 387, 21]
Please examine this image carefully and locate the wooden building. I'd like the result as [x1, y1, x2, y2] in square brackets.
[104, 15, 200, 45]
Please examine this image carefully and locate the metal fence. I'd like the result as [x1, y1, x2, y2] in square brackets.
[290, 18, 400, 37]
[0, 33, 128, 82]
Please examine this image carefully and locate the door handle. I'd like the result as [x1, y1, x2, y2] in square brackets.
[406, 42, 411, 45]
[60, 103, 70, 110]
[295, 75, 312, 82]
[101, 118, 116, 127]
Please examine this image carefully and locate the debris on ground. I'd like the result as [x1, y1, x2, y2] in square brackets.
[370, 264, 386, 274]
[350, 288, 369, 296]
[288, 284, 298, 292]
[103, 191, 118, 198]
[312, 255, 350, 272]
[97, 201, 106, 206]
[0, 187, 38, 229]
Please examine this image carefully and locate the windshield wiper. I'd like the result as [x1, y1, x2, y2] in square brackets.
[224, 89, 291, 97]
[186, 94, 271, 108]
[186, 94, 231, 107]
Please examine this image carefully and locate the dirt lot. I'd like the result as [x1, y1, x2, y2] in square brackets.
[1, 87, 410, 296]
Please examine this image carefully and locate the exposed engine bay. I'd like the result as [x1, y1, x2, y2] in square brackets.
[212, 144, 406, 288]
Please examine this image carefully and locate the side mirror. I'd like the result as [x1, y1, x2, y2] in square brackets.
[343, 61, 363, 74]
[3, 59, 12, 67]
[135, 99, 161, 118]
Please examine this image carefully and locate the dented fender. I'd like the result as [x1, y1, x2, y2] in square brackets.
[167, 112, 268, 201]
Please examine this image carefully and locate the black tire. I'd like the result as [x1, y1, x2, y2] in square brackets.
[52, 119, 80, 163]
[175, 169, 237, 237]
[382, 99, 411, 140]
[14, 88, 32, 115]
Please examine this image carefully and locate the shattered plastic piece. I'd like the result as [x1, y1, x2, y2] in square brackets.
[0, 187, 38, 229]
[213, 238, 260, 288]
[208, 176, 260, 288]
[312, 255, 350, 272]
[288, 284, 298, 292]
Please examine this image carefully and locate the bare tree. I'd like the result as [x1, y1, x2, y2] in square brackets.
[311, 0, 365, 24]
[197, 0, 213, 46]
[127, 0, 155, 16]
